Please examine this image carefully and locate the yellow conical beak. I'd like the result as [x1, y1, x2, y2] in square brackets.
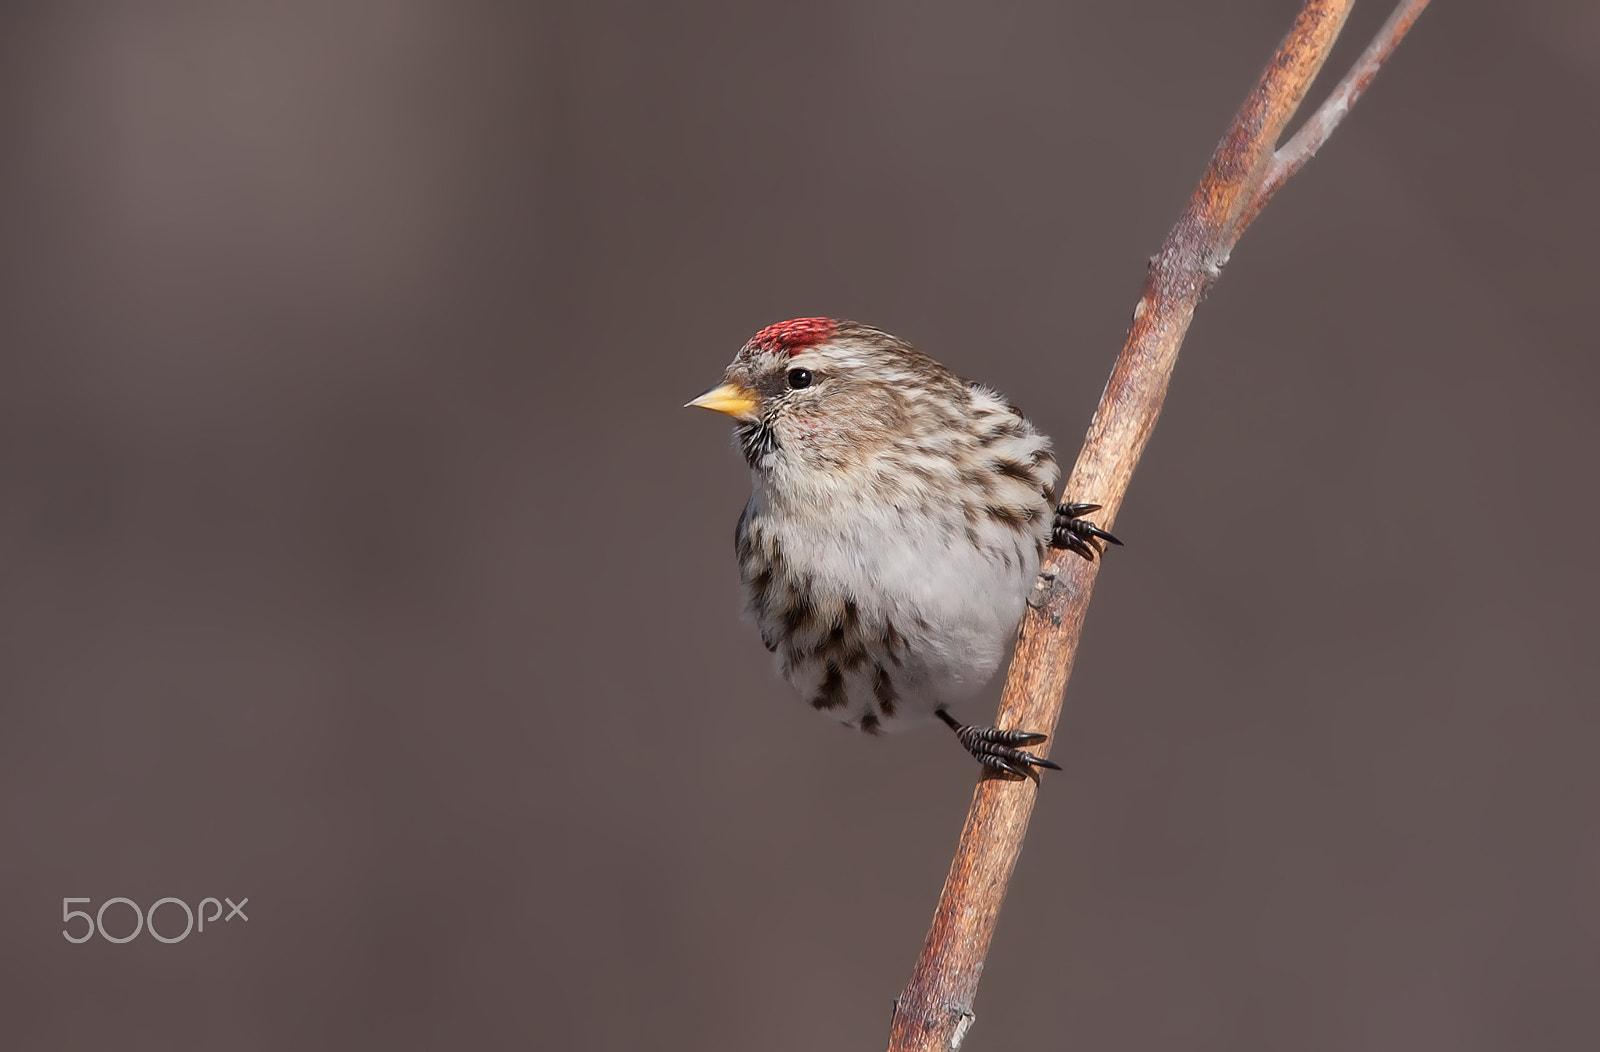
[686, 382, 759, 422]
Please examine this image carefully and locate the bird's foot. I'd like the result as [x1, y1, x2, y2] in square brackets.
[1051, 501, 1123, 561]
[936, 710, 1061, 780]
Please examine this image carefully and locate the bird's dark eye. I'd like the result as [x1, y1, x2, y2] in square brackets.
[787, 368, 813, 389]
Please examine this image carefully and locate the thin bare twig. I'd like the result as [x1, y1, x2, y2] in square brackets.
[1249, 0, 1433, 227]
[886, 2, 1430, 1049]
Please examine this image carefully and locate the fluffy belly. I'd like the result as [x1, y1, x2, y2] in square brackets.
[737, 495, 1041, 732]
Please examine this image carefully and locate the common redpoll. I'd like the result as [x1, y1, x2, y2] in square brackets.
[689, 318, 1119, 777]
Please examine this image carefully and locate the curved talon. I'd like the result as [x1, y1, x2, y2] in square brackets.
[1051, 500, 1123, 561]
[937, 710, 1062, 779]
[974, 751, 1036, 779]
[963, 726, 1048, 748]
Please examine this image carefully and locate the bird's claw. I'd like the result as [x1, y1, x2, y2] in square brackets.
[1051, 501, 1123, 561]
[939, 711, 1062, 780]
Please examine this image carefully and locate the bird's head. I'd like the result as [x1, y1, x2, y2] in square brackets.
[688, 318, 964, 473]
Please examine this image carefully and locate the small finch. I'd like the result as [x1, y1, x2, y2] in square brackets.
[689, 318, 1120, 777]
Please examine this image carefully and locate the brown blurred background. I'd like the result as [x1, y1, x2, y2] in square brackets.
[2, 1, 1597, 1049]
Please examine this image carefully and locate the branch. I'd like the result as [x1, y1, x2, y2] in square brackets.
[887, 3, 1430, 1049]
[1248, 0, 1433, 228]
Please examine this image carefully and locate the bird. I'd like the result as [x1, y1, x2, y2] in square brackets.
[688, 318, 1119, 777]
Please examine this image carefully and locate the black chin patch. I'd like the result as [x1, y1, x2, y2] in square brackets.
[738, 421, 779, 466]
